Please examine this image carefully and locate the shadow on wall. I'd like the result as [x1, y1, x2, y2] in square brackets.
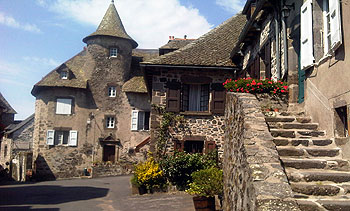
[33, 155, 56, 181]
[0, 206, 59, 211]
[0, 185, 109, 206]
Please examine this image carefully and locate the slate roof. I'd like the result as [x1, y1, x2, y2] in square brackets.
[122, 76, 148, 93]
[159, 39, 195, 50]
[0, 92, 16, 114]
[5, 114, 34, 135]
[32, 50, 92, 96]
[132, 49, 159, 61]
[83, 2, 138, 48]
[141, 13, 246, 67]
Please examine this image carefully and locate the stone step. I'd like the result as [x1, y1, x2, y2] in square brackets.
[273, 138, 333, 147]
[268, 122, 319, 130]
[282, 158, 350, 171]
[277, 146, 340, 157]
[296, 199, 350, 211]
[270, 129, 326, 138]
[291, 182, 341, 196]
[288, 170, 350, 183]
[265, 116, 295, 123]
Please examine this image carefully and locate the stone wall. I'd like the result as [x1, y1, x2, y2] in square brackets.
[91, 162, 133, 178]
[223, 92, 300, 211]
[150, 68, 234, 154]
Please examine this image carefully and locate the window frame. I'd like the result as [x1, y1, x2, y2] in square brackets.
[109, 47, 118, 57]
[131, 110, 150, 131]
[108, 86, 117, 97]
[181, 83, 210, 112]
[46, 129, 78, 146]
[322, 0, 342, 55]
[106, 116, 116, 129]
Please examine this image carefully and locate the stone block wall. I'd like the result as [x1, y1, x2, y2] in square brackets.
[149, 68, 234, 154]
[223, 92, 300, 211]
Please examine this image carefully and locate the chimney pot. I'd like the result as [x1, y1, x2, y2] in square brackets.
[184, 35, 187, 39]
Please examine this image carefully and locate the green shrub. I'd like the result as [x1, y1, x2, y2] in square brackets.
[159, 150, 219, 190]
[186, 167, 223, 197]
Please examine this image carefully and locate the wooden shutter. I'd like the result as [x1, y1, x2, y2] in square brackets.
[174, 140, 184, 152]
[68, 130, 78, 146]
[300, 0, 314, 70]
[265, 41, 271, 79]
[205, 141, 216, 154]
[46, 130, 55, 146]
[131, 110, 139, 131]
[210, 84, 226, 115]
[329, 0, 342, 51]
[254, 56, 260, 79]
[166, 88, 181, 112]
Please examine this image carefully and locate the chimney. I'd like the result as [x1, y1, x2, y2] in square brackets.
[172, 36, 175, 40]
[184, 35, 187, 39]
[169, 36, 172, 40]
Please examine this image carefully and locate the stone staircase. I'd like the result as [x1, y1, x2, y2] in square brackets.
[265, 114, 350, 211]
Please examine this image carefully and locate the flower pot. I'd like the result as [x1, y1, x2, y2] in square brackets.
[138, 185, 147, 195]
[193, 196, 215, 211]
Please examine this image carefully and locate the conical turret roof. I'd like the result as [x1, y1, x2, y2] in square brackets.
[83, 1, 138, 48]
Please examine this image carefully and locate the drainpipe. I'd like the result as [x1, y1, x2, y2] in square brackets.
[274, 8, 281, 80]
[282, 8, 289, 80]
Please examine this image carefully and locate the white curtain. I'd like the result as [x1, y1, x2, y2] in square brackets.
[189, 84, 201, 111]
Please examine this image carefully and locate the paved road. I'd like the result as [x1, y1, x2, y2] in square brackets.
[0, 175, 195, 211]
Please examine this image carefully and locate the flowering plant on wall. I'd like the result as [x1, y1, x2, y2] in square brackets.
[223, 78, 288, 95]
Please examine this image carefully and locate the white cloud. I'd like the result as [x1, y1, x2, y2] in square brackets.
[37, 0, 213, 48]
[23, 56, 60, 67]
[0, 12, 41, 33]
[215, 0, 245, 13]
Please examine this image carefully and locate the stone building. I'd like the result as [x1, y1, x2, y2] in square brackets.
[159, 36, 195, 56]
[0, 114, 34, 181]
[0, 92, 16, 140]
[141, 14, 246, 156]
[31, 1, 157, 179]
[225, 0, 350, 209]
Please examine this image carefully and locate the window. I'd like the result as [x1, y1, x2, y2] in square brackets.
[4, 145, 7, 157]
[166, 82, 226, 114]
[184, 141, 204, 153]
[60, 71, 68, 79]
[108, 86, 116, 97]
[106, 117, 115, 129]
[323, 0, 342, 54]
[110, 48, 118, 57]
[335, 106, 348, 137]
[46, 130, 78, 146]
[56, 98, 72, 115]
[182, 84, 209, 112]
[131, 110, 150, 131]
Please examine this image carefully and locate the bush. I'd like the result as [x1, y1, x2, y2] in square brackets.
[134, 155, 167, 190]
[223, 78, 288, 95]
[186, 167, 223, 197]
[159, 150, 219, 190]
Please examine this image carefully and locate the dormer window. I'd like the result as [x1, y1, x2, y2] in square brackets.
[108, 86, 116, 97]
[60, 71, 68, 80]
[110, 48, 118, 57]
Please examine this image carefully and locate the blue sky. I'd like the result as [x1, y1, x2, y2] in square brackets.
[0, 0, 245, 120]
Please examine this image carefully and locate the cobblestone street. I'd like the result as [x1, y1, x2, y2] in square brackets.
[0, 175, 194, 211]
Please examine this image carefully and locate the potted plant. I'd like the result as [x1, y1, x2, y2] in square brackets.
[186, 167, 223, 211]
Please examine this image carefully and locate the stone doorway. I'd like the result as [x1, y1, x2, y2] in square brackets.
[103, 145, 115, 163]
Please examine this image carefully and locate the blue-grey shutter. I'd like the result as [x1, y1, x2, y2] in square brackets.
[47, 130, 55, 145]
[68, 130, 78, 146]
[329, 0, 342, 51]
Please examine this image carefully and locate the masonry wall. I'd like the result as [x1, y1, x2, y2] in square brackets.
[150, 68, 234, 155]
[303, 1, 350, 158]
[223, 92, 300, 211]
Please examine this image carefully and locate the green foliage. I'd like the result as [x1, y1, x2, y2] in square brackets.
[133, 153, 167, 190]
[151, 105, 185, 159]
[186, 167, 223, 197]
[223, 78, 288, 95]
[159, 150, 219, 190]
